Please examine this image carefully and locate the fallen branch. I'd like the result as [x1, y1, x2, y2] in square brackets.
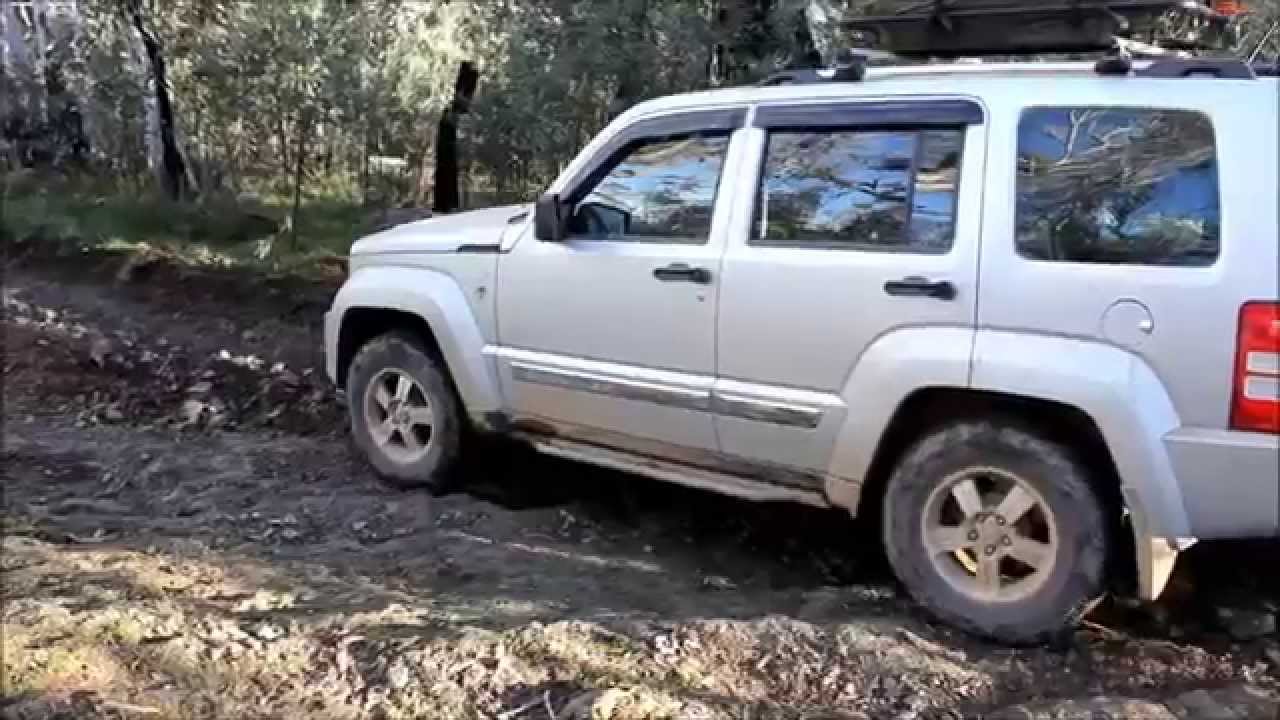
[99, 699, 162, 715]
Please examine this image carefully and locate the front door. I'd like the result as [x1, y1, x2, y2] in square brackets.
[495, 113, 745, 455]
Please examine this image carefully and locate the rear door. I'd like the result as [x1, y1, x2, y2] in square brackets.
[713, 99, 987, 479]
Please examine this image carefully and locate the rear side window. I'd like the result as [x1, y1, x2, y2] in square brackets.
[754, 128, 964, 253]
[1016, 107, 1220, 266]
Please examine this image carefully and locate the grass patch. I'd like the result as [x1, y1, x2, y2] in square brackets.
[1, 172, 372, 274]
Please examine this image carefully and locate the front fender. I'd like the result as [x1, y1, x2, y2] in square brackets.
[328, 266, 503, 418]
[969, 329, 1191, 541]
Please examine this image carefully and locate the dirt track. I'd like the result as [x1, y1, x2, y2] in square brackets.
[3, 242, 1279, 719]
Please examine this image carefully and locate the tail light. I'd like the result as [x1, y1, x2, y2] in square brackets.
[1212, 0, 1246, 16]
[1231, 301, 1280, 434]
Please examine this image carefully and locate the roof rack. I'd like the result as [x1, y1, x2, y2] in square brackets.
[842, 1, 1234, 57]
[757, 47, 1262, 86]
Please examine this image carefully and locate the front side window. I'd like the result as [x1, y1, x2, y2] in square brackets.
[569, 133, 730, 243]
[1016, 107, 1220, 266]
[755, 128, 964, 253]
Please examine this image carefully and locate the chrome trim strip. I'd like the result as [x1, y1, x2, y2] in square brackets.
[495, 346, 833, 428]
[711, 392, 824, 429]
[510, 361, 711, 412]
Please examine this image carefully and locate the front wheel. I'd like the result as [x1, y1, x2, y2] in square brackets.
[346, 332, 462, 492]
[882, 421, 1110, 645]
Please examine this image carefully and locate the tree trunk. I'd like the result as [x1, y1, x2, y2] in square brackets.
[432, 61, 477, 215]
[122, 0, 189, 200]
[288, 110, 310, 249]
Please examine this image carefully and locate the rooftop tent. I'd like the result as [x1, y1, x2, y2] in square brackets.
[842, 1, 1236, 56]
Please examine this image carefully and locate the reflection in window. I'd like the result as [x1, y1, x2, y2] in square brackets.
[1016, 108, 1220, 266]
[574, 134, 729, 242]
[755, 128, 963, 252]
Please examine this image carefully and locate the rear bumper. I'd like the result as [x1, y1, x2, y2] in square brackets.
[1164, 427, 1279, 538]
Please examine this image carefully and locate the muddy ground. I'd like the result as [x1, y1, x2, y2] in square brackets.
[3, 238, 1279, 720]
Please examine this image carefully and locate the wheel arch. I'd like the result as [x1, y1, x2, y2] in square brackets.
[329, 266, 503, 421]
[854, 387, 1134, 592]
[829, 328, 1196, 601]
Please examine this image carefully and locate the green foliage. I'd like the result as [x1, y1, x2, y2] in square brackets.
[1, 173, 365, 269]
[2, 0, 1276, 259]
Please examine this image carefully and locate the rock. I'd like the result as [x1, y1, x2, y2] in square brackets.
[700, 575, 736, 591]
[89, 337, 112, 367]
[103, 405, 125, 423]
[1264, 645, 1280, 669]
[1166, 685, 1279, 720]
[987, 697, 1177, 720]
[179, 399, 208, 426]
[252, 622, 283, 642]
[1213, 606, 1277, 641]
[49, 498, 131, 515]
[386, 660, 412, 689]
[188, 381, 213, 395]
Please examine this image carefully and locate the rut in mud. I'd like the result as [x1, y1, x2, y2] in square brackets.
[3, 241, 1278, 720]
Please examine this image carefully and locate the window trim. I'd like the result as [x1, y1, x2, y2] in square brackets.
[560, 108, 745, 246]
[750, 125, 967, 254]
[1012, 105, 1222, 268]
[562, 107, 746, 205]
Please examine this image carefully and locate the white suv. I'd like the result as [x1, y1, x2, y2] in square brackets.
[325, 58, 1279, 643]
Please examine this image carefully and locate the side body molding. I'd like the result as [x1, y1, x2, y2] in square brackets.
[329, 265, 504, 420]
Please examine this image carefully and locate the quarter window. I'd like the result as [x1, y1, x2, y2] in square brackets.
[569, 133, 730, 243]
[754, 128, 964, 253]
[1015, 107, 1220, 266]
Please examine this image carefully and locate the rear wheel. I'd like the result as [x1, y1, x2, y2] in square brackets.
[882, 421, 1109, 645]
[346, 332, 462, 492]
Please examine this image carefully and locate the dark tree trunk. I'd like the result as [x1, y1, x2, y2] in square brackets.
[122, 0, 189, 200]
[712, 0, 778, 84]
[432, 61, 477, 215]
[789, 7, 822, 69]
[288, 110, 311, 248]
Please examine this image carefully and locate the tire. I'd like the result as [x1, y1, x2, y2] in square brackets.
[346, 332, 462, 492]
[882, 420, 1109, 645]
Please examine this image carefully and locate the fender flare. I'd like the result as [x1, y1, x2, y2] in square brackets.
[330, 265, 503, 418]
[823, 325, 976, 509]
[967, 329, 1192, 540]
[823, 327, 1192, 600]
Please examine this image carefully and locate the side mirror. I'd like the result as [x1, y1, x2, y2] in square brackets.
[534, 194, 566, 242]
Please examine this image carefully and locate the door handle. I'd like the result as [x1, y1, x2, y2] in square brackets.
[653, 263, 712, 284]
[884, 276, 956, 300]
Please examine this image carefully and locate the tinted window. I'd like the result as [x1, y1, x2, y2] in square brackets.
[570, 133, 729, 243]
[1016, 108, 1220, 266]
[755, 128, 963, 252]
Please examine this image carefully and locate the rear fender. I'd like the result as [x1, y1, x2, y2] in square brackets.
[968, 329, 1191, 541]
